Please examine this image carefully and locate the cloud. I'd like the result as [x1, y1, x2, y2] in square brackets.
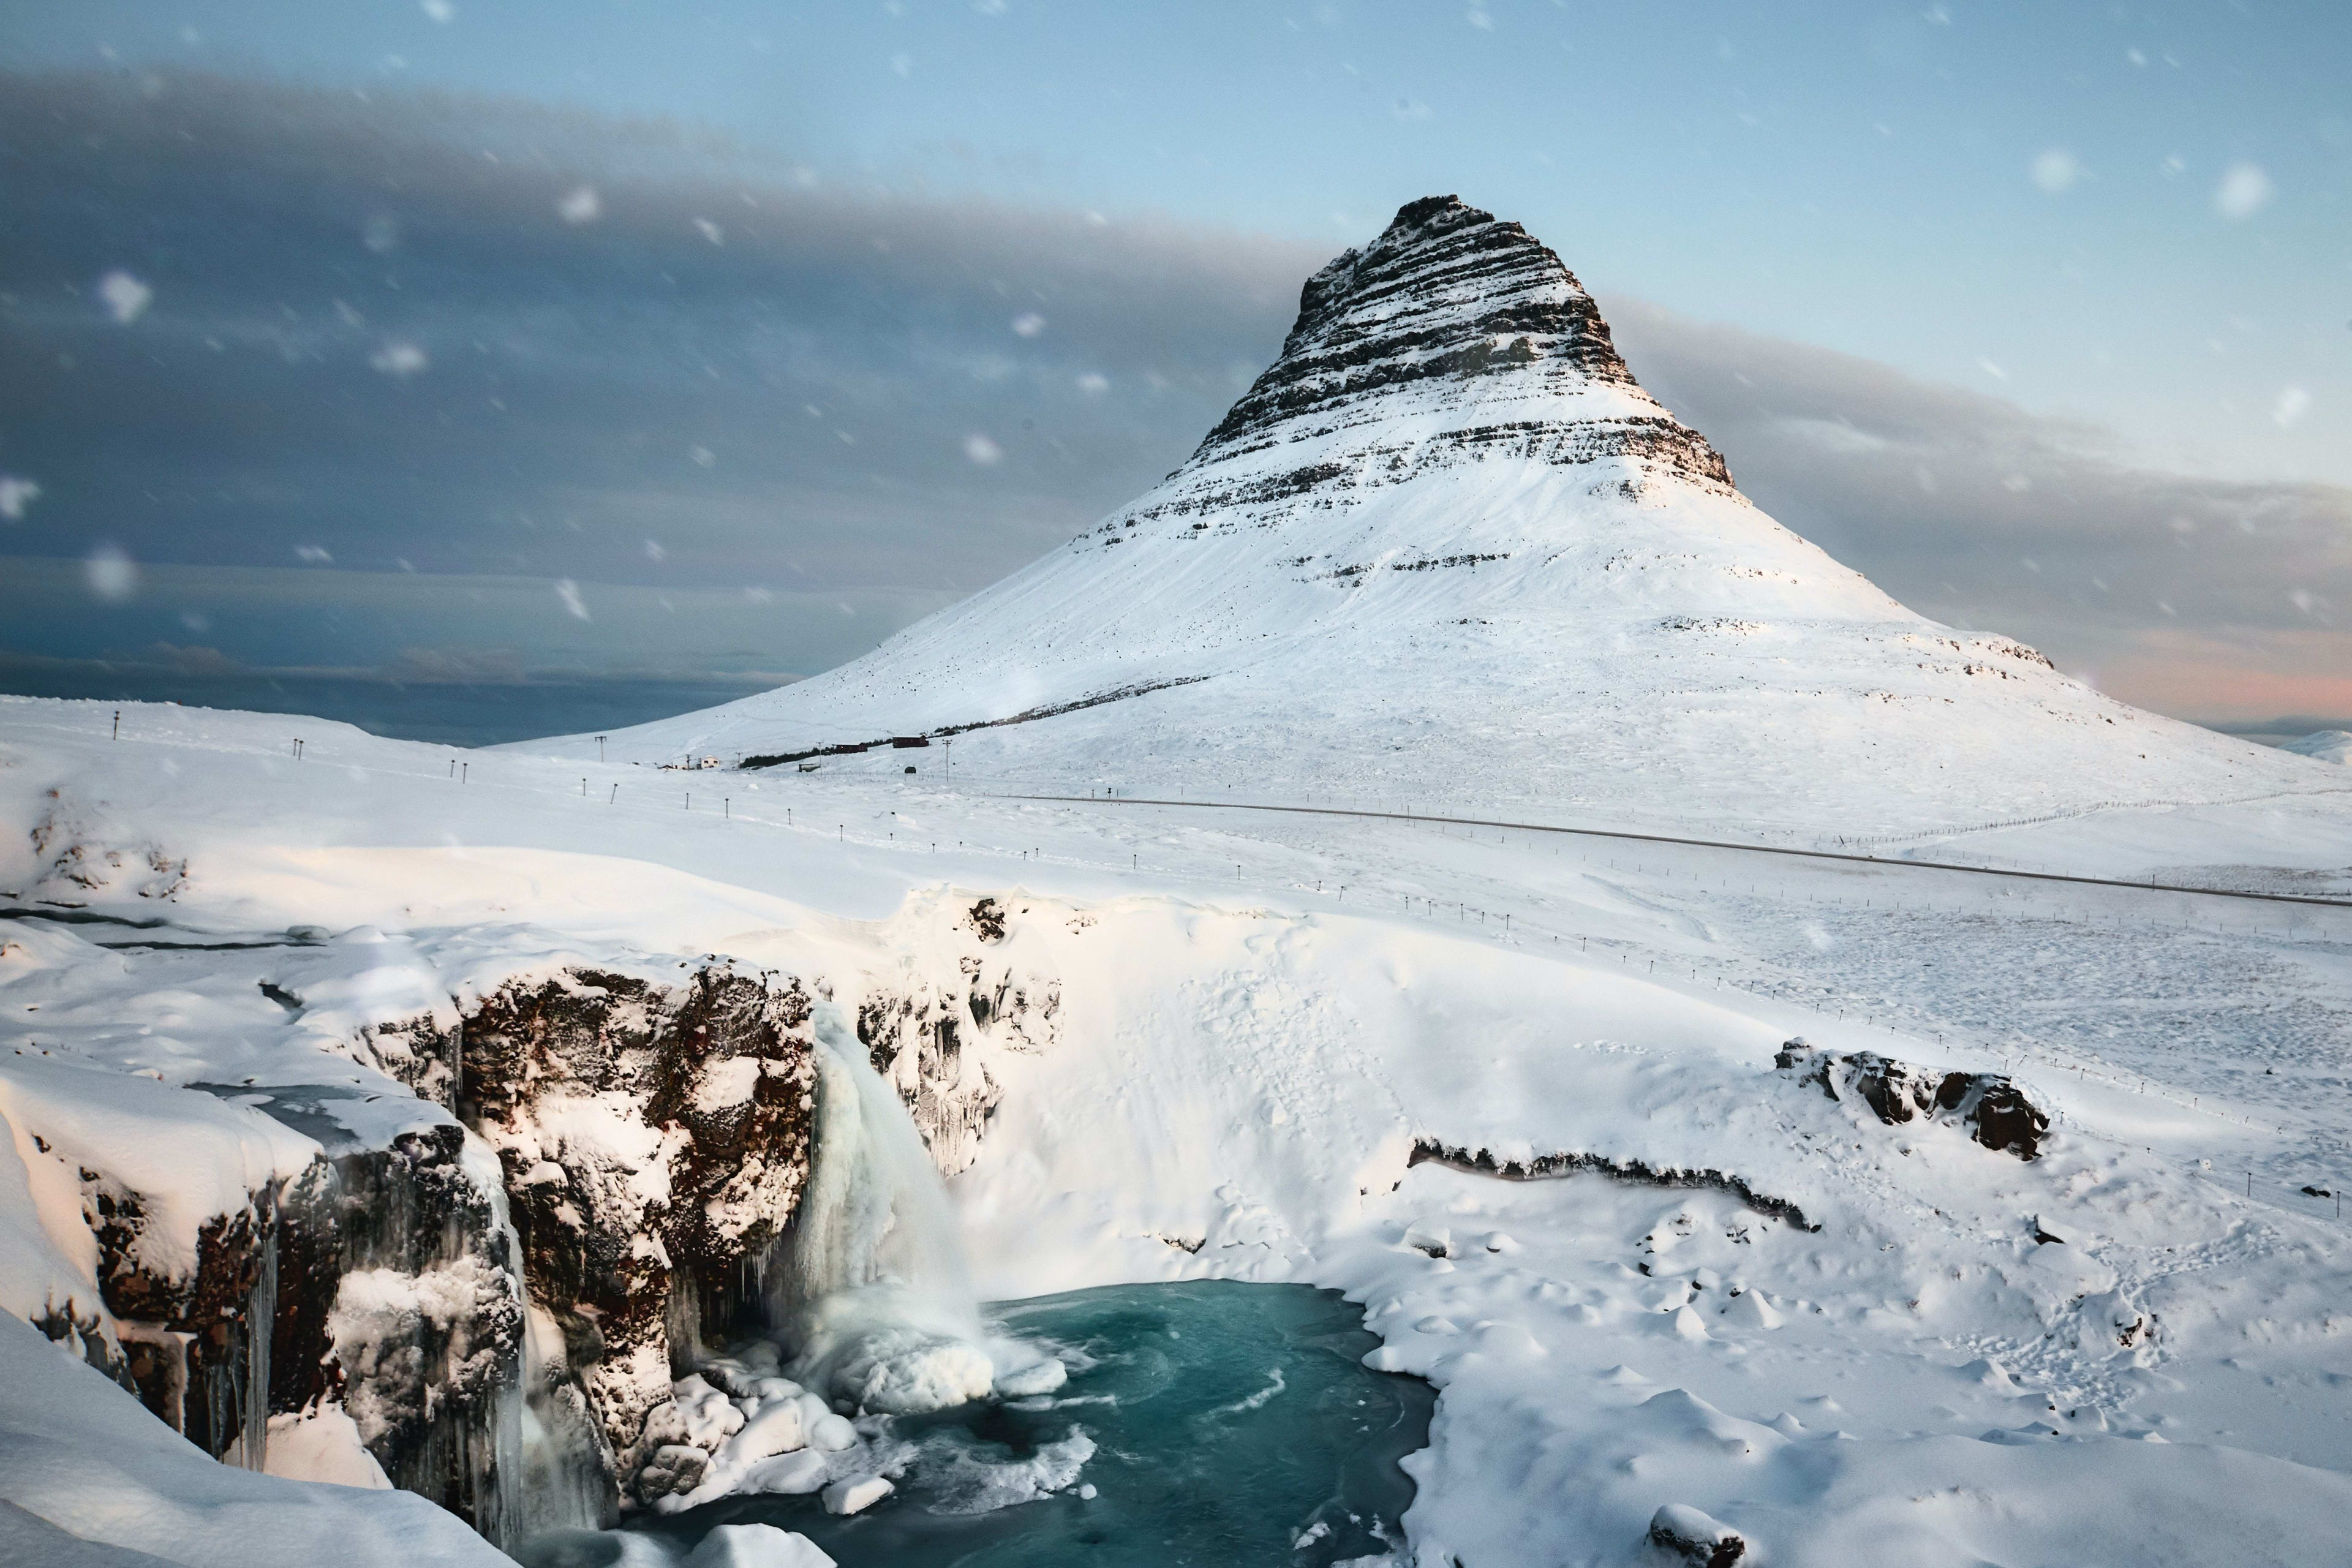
[1606, 299, 2352, 719]
[0, 69, 2337, 725]
[0, 476, 39, 520]
[0, 67, 1306, 611]
[0, 557, 959, 684]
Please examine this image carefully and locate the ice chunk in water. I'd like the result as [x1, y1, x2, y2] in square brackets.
[744, 1449, 829, 1495]
[820, 1475, 894, 1515]
[807, 1412, 858, 1452]
[726, 1402, 805, 1464]
[989, 1345, 1069, 1397]
[683, 1523, 836, 1568]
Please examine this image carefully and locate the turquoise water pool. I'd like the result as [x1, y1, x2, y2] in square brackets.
[642, 1280, 1432, 1567]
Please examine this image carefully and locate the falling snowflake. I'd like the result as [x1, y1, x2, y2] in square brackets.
[2215, 163, 2273, 219]
[370, 341, 429, 377]
[0, 475, 39, 520]
[557, 185, 602, 224]
[2030, 150, 2083, 193]
[85, 546, 138, 602]
[97, 271, 152, 324]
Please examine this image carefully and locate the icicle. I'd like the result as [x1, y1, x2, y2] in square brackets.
[239, 1225, 278, 1471]
[119, 1322, 192, 1434]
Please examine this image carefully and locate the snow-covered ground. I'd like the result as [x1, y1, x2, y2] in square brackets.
[4, 692, 2350, 1564]
[2285, 729, 2352, 767]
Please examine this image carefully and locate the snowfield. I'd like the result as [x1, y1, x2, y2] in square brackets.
[6, 196, 2352, 1566]
[4, 693, 2349, 1565]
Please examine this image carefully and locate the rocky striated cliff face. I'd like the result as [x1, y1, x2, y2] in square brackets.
[1168, 193, 1735, 513]
[24, 1096, 529, 1537]
[10, 893, 1058, 1543]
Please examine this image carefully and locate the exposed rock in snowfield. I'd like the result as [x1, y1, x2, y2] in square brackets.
[1647, 1501, 1746, 1566]
[1775, 1037, 2050, 1159]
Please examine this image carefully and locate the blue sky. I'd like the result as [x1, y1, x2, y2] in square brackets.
[1, 2, 2346, 728]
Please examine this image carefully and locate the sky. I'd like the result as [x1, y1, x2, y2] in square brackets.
[0, 1, 2346, 735]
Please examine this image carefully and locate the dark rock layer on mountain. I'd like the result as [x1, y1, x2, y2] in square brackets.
[1777, 1039, 2049, 1159]
[1176, 194, 1733, 499]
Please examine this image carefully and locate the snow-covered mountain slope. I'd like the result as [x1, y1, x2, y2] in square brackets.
[554, 196, 2333, 839]
[2285, 729, 2352, 766]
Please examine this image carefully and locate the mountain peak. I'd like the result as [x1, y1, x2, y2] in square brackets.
[581, 198, 2298, 842]
[1183, 195, 1730, 492]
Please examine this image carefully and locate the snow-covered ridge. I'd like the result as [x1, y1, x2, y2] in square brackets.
[2285, 729, 2352, 766]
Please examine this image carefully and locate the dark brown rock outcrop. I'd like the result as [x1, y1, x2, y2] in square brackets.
[1776, 1039, 2049, 1159]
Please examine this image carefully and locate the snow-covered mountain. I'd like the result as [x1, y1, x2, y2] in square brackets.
[2285, 729, 2352, 766]
[566, 196, 2319, 838]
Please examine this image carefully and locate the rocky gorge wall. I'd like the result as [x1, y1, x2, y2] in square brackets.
[23, 894, 1058, 1547]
